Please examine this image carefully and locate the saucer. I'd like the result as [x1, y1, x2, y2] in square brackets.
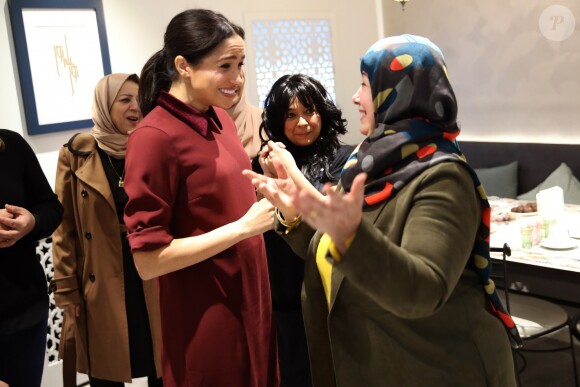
[540, 238, 578, 250]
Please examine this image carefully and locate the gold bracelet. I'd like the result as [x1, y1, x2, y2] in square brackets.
[275, 207, 301, 229]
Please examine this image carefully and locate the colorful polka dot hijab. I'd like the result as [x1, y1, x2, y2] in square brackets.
[341, 35, 522, 348]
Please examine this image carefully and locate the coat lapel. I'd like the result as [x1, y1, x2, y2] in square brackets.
[73, 140, 116, 214]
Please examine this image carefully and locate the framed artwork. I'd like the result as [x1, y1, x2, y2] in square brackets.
[8, 0, 111, 135]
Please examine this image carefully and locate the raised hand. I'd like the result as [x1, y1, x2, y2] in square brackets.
[243, 156, 299, 220]
[294, 173, 367, 254]
[257, 143, 278, 178]
[264, 141, 296, 173]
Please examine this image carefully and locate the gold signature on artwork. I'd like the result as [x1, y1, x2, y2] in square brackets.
[54, 33, 79, 96]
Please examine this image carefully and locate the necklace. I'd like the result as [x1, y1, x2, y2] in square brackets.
[106, 154, 125, 188]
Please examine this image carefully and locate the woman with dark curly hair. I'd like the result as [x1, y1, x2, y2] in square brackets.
[253, 74, 353, 387]
[258, 74, 352, 192]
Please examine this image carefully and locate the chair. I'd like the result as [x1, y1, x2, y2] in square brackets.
[572, 313, 580, 342]
[490, 243, 579, 386]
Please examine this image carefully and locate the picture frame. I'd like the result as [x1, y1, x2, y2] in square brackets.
[8, 0, 111, 135]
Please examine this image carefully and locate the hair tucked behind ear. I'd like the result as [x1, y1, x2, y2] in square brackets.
[260, 74, 347, 183]
[139, 9, 245, 116]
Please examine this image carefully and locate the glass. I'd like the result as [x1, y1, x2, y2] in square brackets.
[519, 221, 540, 248]
[539, 217, 556, 241]
[520, 224, 533, 249]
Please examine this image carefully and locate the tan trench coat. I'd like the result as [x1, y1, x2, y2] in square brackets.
[51, 133, 162, 383]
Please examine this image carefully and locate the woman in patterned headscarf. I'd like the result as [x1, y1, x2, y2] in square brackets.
[245, 35, 519, 386]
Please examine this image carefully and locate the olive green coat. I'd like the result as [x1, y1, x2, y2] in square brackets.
[52, 134, 162, 382]
[282, 162, 516, 387]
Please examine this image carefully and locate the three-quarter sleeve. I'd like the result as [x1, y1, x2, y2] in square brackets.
[124, 126, 179, 251]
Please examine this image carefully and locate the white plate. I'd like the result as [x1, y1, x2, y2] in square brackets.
[540, 238, 578, 250]
[511, 211, 538, 217]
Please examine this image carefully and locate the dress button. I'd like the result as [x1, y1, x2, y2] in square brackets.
[85, 232, 92, 240]
[81, 190, 88, 198]
[89, 274, 96, 282]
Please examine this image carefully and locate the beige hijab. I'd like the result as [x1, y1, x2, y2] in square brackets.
[91, 73, 135, 158]
[226, 79, 263, 159]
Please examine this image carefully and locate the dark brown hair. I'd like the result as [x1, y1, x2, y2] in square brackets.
[139, 9, 244, 116]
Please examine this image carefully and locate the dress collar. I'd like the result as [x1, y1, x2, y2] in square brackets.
[157, 91, 223, 136]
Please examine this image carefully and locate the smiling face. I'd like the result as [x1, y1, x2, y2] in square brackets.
[283, 97, 322, 147]
[110, 80, 141, 135]
[180, 34, 245, 112]
[352, 72, 375, 137]
[229, 67, 247, 107]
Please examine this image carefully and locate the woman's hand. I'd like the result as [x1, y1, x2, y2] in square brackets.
[0, 204, 36, 248]
[294, 173, 367, 254]
[266, 141, 323, 199]
[259, 141, 295, 177]
[264, 141, 297, 172]
[236, 198, 275, 236]
[243, 156, 300, 221]
[0, 208, 14, 230]
[258, 144, 278, 178]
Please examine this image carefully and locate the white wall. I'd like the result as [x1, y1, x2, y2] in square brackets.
[382, 0, 580, 144]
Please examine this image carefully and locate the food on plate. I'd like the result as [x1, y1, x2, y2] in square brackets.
[493, 212, 516, 222]
[511, 202, 537, 213]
